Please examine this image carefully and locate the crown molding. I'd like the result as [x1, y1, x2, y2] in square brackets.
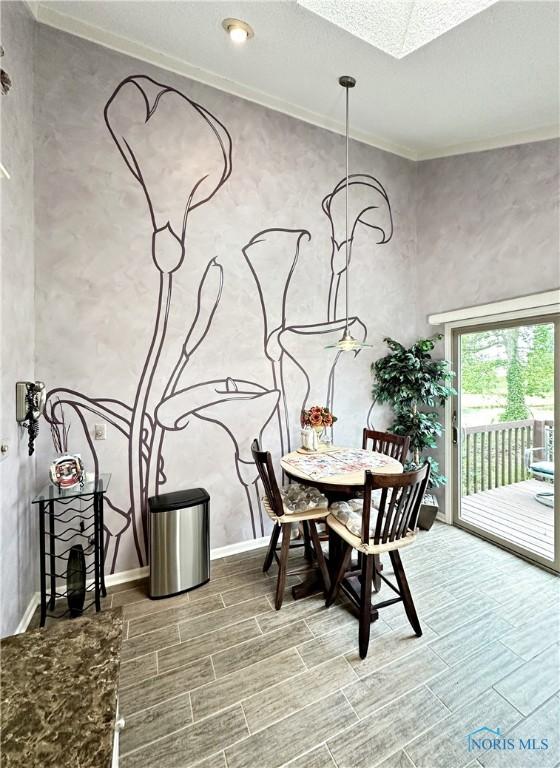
[417, 125, 560, 161]
[22, 0, 39, 19]
[31, 3, 560, 163]
[428, 289, 560, 325]
[33, 4, 418, 161]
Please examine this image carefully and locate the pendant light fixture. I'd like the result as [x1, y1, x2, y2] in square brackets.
[326, 75, 372, 352]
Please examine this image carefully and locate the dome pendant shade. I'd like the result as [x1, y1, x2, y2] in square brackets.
[326, 75, 371, 352]
[325, 329, 371, 351]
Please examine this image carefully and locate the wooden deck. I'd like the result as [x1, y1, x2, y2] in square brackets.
[461, 479, 555, 561]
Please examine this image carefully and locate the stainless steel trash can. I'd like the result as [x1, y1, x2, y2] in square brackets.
[148, 488, 210, 599]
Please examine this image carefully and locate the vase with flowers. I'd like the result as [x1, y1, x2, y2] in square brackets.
[301, 405, 337, 448]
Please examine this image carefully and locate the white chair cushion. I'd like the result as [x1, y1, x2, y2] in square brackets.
[329, 499, 372, 538]
[262, 483, 328, 522]
[326, 512, 416, 555]
[280, 483, 328, 514]
[350, 489, 383, 508]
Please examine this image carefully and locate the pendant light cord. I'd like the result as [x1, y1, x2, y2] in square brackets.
[345, 83, 349, 335]
[325, 76, 364, 352]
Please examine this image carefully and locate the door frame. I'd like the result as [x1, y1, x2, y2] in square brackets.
[429, 291, 559, 573]
[450, 313, 559, 572]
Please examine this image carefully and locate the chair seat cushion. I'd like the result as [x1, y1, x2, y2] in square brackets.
[329, 499, 367, 537]
[530, 461, 554, 476]
[347, 489, 383, 508]
[328, 498, 382, 537]
[262, 484, 328, 522]
[326, 513, 416, 555]
[280, 483, 328, 513]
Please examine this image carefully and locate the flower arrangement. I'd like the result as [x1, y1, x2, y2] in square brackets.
[301, 405, 337, 429]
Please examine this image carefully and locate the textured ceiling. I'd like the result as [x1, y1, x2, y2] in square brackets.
[297, 0, 498, 58]
[34, 0, 560, 159]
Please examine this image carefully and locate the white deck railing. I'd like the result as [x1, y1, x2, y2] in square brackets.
[462, 419, 554, 496]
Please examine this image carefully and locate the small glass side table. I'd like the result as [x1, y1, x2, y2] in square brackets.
[32, 474, 110, 627]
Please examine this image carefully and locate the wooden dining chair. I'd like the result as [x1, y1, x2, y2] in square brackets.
[325, 463, 430, 658]
[362, 428, 410, 464]
[251, 439, 331, 610]
[361, 429, 411, 590]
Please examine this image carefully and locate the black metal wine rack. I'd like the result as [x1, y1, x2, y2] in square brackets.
[34, 483, 107, 627]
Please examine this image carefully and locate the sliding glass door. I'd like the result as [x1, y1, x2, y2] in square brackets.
[452, 314, 559, 572]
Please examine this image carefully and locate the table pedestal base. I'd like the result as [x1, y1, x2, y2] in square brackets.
[291, 571, 324, 600]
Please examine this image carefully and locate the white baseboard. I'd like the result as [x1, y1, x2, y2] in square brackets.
[210, 536, 269, 560]
[15, 535, 270, 632]
[104, 566, 150, 589]
[15, 592, 41, 634]
[105, 536, 270, 587]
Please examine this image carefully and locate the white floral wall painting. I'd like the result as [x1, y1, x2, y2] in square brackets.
[44, 74, 395, 571]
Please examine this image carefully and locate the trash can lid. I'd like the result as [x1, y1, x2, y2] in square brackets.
[148, 488, 209, 512]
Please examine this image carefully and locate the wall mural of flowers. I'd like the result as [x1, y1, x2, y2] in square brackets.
[43, 73, 394, 572]
[323, 174, 394, 322]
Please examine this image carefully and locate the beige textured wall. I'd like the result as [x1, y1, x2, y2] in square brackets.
[33, 25, 417, 574]
[0, 1, 37, 636]
[2, 9, 558, 621]
[416, 140, 560, 331]
[415, 139, 560, 502]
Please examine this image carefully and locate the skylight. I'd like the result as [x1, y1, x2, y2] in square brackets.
[296, 0, 498, 59]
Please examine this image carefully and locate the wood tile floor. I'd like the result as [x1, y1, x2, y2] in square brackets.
[35, 522, 560, 767]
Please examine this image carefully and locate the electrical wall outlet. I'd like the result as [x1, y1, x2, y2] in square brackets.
[94, 423, 107, 440]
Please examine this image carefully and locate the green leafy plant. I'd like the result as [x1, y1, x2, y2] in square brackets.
[525, 323, 554, 397]
[460, 324, 554, 422]
[371, 335, 456, 487]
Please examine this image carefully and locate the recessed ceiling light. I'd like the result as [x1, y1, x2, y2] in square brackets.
[222, 18, 254, 44]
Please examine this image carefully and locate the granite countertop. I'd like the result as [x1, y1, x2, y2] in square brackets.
[1, 609, 123, 768]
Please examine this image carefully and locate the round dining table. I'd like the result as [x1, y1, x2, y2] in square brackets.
[280, 446, 403, 502]
[280, 446, 403, 599]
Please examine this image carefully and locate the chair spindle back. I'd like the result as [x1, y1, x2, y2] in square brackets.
[362, 428, 410, 464]
[251, 439, 285, 518]
[362, 463, 431, 546]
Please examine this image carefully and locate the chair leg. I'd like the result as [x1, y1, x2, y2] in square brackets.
[275, 523, 292, 610]
[389, 549, 422, 636]
[263, 523, 281, 573]
[328, 525, 342, 580]
[359, 555, 374, 659]
[308, 520, 330, 594]
[325, 540, 352, 607]
[302, 520, 314, 562]
[373, 554, 382, 592]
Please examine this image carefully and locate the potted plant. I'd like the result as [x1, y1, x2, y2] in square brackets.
[371, 334, 456, 529]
